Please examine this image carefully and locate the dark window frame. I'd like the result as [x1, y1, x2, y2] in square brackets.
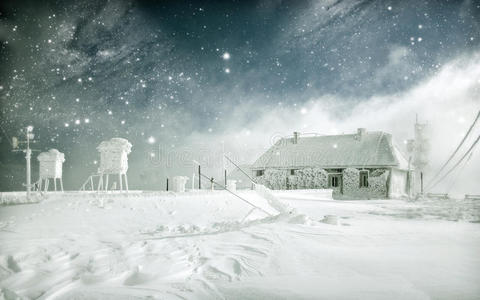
[359, 170, 369, 188]
[329, 174, 340, 187]
[256, 169, 264, 177]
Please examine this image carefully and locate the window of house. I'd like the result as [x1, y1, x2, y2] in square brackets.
[256, 169, 264, 177]
[360, 171, 369, 187]
[290, 169, 295, 175]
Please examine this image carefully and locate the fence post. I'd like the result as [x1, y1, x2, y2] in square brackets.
[198, 165, 201, 189]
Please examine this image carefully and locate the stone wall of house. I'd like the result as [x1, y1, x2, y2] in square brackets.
[255, 167, 389, 199]
[341, 168, 389, 199]
[256, 167, 328, 190]
[289, 168, 328, 189]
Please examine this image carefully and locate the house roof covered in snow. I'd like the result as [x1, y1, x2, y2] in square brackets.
[251, 130, 410, 170]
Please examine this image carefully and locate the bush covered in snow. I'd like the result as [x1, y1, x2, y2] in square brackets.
[368, 169, 388, 197]
[257, 168, 328, 190]
[257, 167, 388, 197]
[292, 168, 328, 189]
[340, 168, 388, 199]
[256, 169, 288, 189]
[342, 168, 360, 194]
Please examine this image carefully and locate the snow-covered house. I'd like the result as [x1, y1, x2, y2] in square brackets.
[97, 138, 132, 191]
[251, 129, 413, 199]
[37, 149, 65, 191]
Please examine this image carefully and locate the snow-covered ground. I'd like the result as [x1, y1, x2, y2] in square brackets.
[0, 190, 479, 299]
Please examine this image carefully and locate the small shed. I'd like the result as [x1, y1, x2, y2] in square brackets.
[227, 180, 237, 192]
[96, 138, 132, 191]
[37, 149, 65, 191]
[171, 176, 189, 192]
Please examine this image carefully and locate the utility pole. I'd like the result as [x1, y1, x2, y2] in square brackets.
[408, 115, 429, 198]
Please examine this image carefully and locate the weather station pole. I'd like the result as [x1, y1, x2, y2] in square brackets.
[12, 126, 36, 200]
[25, 130, 32, 199]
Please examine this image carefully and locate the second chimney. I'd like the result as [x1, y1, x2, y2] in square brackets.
[357, 128, 366, 140]
[293, 131, 299, 144]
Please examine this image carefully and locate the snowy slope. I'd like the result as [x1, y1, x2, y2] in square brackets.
[0, 190, 479, 299]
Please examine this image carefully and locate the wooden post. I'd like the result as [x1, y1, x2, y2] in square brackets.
[119, 173, 123, 191]
[166, 178, 169, 191]
[105, 174, 109, 192]
[54, 178, 57, 191]
[60, 178, 64, 192]
[420, 172, 424, 195]
[98, 175, 103, 192]
[124, 174, 129, 192]
[198, 165, 201, 189]
[224, 169, 227, 186]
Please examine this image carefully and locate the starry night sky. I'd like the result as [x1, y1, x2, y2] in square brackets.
[0, 0, 479, 191]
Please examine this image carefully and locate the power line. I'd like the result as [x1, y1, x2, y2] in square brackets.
[197, 171, 271, 216]
[427, 110, 480, 186]
[224, 155, 256, 184]
[427, 134, 480, 191]
[446, 151, 473, 193]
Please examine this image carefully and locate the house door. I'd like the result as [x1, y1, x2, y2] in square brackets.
[328, 174, 343, 194]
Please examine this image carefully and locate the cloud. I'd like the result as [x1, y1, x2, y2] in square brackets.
[185, 50, 480, 195]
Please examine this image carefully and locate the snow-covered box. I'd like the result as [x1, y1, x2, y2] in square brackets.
[97, 138, 132, 174]
[37, 149, 65, 179]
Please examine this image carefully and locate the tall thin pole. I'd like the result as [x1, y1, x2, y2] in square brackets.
[420, 172, 424, 195]
[222, 141, 226, 186]
[25, 128, 31, 200]
[198, 165, 201, 189]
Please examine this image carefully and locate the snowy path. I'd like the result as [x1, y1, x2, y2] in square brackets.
[0, 191, 479, 299]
